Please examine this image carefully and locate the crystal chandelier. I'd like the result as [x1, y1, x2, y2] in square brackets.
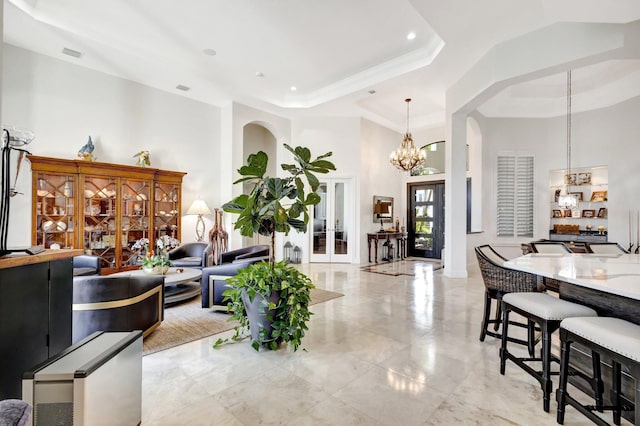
[557, 70, 578, 209]
[389, 98, 426, 172]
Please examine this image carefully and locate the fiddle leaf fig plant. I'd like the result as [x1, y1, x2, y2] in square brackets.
[214, 144, 335, 351]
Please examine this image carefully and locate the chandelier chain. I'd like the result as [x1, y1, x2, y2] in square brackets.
[566, 70, 572, 179]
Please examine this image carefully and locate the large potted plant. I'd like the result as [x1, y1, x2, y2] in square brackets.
[217, 144, 335, 351]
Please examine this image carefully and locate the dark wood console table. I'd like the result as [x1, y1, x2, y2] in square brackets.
[0, 249, 82, 399]
[367, 232, 408, 263]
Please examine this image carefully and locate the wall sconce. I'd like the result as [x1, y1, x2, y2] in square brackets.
[186, 199, 212, 242]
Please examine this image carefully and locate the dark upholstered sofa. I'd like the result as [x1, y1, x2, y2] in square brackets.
[72, 274, 165, 343]
[73, 255, 101, 276]
[167, 242, 208, 269]
[200, 245, 270, 309]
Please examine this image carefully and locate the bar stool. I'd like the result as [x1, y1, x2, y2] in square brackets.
[557, 317, 640, 425]
[500, 292, 598, 412]
[475, 245, 543, 356]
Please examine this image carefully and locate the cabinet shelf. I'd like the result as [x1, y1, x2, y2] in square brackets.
[549, 166, 608, 239]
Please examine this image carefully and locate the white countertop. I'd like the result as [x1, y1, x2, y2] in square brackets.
[504, 253, 640, 301]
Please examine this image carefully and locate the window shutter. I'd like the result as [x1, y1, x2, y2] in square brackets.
[497, 154, 533, 237]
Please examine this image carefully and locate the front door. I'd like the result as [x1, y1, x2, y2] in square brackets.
[408, 182, 445, 258]
[310, 178, 353, 263]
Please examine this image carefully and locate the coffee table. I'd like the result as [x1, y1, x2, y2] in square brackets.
[112, 267, 202, 305]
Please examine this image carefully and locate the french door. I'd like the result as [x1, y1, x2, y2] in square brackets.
[408, 182, 445, 259]
[310, 178, 353, 263]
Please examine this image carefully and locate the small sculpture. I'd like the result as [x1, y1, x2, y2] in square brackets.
[133, 150, 151, 167]
[77, 136, 96, 161]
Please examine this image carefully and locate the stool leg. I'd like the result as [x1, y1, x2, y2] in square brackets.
[541, 321, 552, 412]
[612, 360, 622, 425]
[527, 319, 536, 357]
[556, 337, 571, 424]
[479, 292, 492, 342]
[500, 306, 510, 375]
[591, 350, 604, 413]
[633, 365, 640, 426]
[494, 301, 502, 332]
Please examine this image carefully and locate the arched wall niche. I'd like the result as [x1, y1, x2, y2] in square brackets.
[241, 121, 277, 247]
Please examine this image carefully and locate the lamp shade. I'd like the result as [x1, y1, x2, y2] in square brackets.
[374, 202, 390, 215]
[186, 199, 212, 216]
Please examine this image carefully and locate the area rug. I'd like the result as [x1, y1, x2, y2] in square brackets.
[361, 257, 443, 276]
[143, 287, 344, 355]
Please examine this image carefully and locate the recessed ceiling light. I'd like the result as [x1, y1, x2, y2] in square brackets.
[176, 84, 190, 91]
[407, 32, 416, 40]
[368, 90, 376, 95]
[290, 86, 297, 91]
[203, 48, 217, 56]
[255, 71, 265, 77]
[62, 47, 83, 58]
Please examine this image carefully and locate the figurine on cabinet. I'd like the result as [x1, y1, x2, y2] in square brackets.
[133, 150, 151, 167]
[77, 136, 96, 161]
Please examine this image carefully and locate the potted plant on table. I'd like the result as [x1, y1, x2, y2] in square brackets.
[217, 144, 335, 351]
[132, 235, 180, 274]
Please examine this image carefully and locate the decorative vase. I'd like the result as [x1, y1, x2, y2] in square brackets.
[143, 265, 169, 275]
[241, 289, 282, 348]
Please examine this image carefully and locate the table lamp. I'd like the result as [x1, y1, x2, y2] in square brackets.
[373, 201, 389, 232]
[186, 199, 212, 242]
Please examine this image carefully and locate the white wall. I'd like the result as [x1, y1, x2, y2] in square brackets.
[2, 44, 221, 246]
[470, 94, 640, 261]
[360, 118, 404, 263]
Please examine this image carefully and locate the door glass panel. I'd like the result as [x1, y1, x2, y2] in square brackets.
[333, 182, 347, 255]
[415, 235, 432, 249]
[416, 189, 434, 202]
[426, 205, 433, 218]
[415, 221, 433, 234]
[313, 184, 327, 254]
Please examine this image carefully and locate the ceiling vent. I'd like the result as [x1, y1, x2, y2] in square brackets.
[62, 48, 83, 58]
[176, 85, 190, 91]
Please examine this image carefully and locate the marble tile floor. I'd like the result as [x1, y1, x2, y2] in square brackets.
[142, 261, 619, 425]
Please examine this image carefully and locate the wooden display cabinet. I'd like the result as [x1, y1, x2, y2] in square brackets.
[29, 156, 186, 272]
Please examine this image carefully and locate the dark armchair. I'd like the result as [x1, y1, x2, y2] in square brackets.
[200, 245, 270, 309]
[73, 255, 101, 276]
[72, 274, 165, 343]
[219, 245, 270, 264]
[167, 242, 208, 269]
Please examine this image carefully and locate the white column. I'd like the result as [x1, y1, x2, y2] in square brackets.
[444, 112, 468, 278]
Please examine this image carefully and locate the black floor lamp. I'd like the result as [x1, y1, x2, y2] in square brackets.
[0, 128, 42, 256]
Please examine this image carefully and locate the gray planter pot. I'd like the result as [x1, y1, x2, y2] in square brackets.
[241, 289, 281, 347]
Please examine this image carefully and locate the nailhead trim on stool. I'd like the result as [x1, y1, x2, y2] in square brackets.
[557, 317, 640, 425]
[500, 292, 598, 412]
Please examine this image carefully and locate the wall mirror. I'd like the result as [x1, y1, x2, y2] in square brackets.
[373, 196, 393, 223]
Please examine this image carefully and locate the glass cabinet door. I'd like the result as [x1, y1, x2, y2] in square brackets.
[34, 173, 76, 249]
[154, 182, 180, 241]
[82, 176, 118, 268]
[121, 179, 151, 266]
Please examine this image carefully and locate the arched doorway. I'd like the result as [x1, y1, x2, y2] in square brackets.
[242, 123, 276, 247]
